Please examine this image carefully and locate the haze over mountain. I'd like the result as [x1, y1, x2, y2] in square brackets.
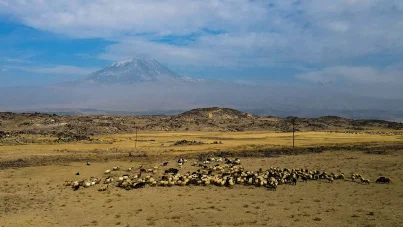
[82, 58, 198, 84]
[1, 1, 403, 121]
[0, 57, 402, 121]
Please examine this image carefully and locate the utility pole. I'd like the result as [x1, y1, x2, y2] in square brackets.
[291, 118, 295, 148]
[135, 127, 138, 149]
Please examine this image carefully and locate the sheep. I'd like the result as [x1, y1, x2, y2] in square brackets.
[360, 177, 370, 184]
[191, 162, 198, 166]
[177, 158, 185, 164]
[266, 178, 278, 191]
[326, 177, 334, 183]
[159, 180, 169, 186]
[335, 173, 345, 180]
[83, 181, 91, 188]
[104, 177, 113, 184]
[162, 161, 169, 166]
[72, 181, 80, 191]
[98, 184, 109, 191]
[233, 158, 241, 165]
[202, 178, 211, 186]
[376, 176, 391, 184]
[92, 178, 102, 185]
[65, 161, 365, 193]
[165, 168, 179, 175]
[291, 177, 297, 185]
[134, 172, 142, 179]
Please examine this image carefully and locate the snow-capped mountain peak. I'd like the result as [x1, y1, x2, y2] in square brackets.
[83, 58, 193, 84]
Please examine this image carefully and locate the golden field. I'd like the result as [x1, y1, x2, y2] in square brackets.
[1, 130, 403, 227]
[1, 130, 402, 159]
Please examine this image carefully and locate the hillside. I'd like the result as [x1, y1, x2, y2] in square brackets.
[177, 107, 255, 120]
[1, 107, 403, 145]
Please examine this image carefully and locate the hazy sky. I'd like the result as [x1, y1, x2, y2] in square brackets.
[0, 0, 403, 95]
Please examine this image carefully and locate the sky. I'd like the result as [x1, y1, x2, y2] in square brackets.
[0, 0, 403, 98]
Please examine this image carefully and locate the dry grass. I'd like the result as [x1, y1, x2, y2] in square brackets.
[0, 131, 402, 160]
[0, 130, 403, 226]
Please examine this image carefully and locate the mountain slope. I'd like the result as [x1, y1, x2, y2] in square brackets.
[83, 58, 195, 84]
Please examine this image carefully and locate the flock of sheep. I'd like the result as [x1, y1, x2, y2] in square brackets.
[64, 157, 391, 192]
[330, 131, 403, 136]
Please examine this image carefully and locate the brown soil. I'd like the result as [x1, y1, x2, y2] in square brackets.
[1, 150, 402, 227]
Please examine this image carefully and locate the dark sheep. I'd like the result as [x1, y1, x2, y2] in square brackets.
[165, 168, 179, 175]
[133, 182, 146, 189]
[376, 176, 391, 184]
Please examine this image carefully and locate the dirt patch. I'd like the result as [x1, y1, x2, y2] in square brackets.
[1, 152, 402, 227]
[0, 153, 147, 170]
[173, 140, 205, 146]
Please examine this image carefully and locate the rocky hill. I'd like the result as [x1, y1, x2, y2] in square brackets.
[176, 107, 255, 121]
[1, 107, 403, 144]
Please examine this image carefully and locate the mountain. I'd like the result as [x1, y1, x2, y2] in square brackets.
[82, 58, 198, 84]
[176, 107, 256, 121]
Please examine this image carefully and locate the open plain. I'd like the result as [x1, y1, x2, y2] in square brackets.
[1, 108, 403, 227]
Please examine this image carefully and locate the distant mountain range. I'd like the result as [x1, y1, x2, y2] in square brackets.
[1, 58, 403, 121]
[82, 58, 201, 84]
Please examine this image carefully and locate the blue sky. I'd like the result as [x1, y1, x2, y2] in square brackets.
[0, 0, 403, 96]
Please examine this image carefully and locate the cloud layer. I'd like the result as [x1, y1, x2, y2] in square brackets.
[0, 0, 402, 104]
[2, 0, 403, 67]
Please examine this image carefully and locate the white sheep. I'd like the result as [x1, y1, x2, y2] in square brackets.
[98, 184, 109, 191]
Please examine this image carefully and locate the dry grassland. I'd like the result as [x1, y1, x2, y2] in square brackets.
[1, 131, 403, 227]
[1, 131, 402, 159]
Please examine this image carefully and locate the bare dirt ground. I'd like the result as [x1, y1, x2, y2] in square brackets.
[1, 108, 403, 227]
[1, 144, 402, 227]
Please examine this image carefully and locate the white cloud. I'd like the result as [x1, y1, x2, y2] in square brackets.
[4, 65, 98, 75]
[0, 57, 29, 63]
[29, 65, 99, 75]
[1, 0, 403, 68]
[0, 0, 268, 38]
[296, 66, 403, 85]
[296, 66, 403, 99]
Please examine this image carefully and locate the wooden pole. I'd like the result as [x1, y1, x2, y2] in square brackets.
[135, 127, 138, 149]
[292, 118, 295, 148]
